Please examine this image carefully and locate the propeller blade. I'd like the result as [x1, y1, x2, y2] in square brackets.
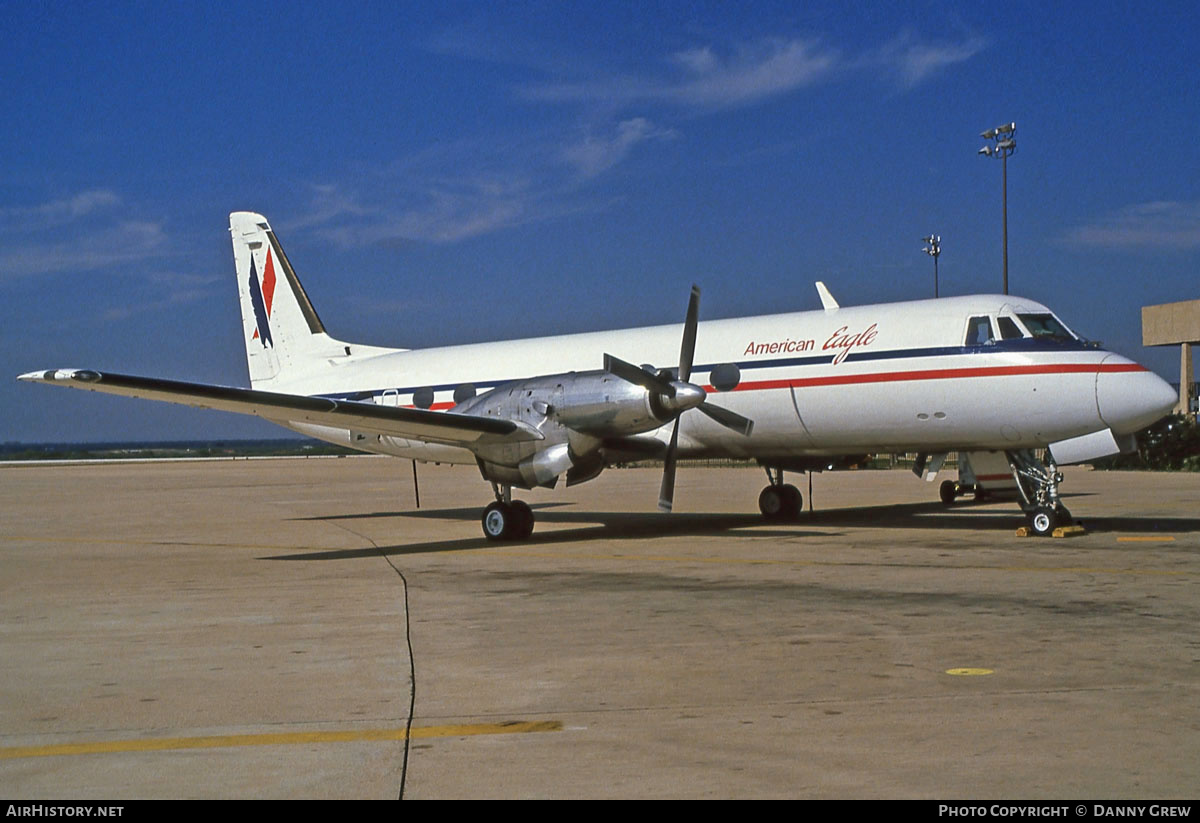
[658, 419, 681, 512]
[697, 402, 755, 437]
[678, 285, 700, 383]
[604, 353, 676, 398]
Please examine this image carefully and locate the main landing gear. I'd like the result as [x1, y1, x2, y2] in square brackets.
[758, 467, 803, 521]
[1007, 450, 1073, 537]
[481, 483, 534, 541]
[939, 479, 959, 506]
[938, 479, 991, 505]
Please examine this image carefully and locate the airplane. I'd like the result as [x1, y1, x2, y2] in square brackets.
[19, 211, 1178, 540]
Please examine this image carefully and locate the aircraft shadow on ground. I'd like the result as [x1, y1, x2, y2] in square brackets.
[272, 507, 829, 560]
[268, 494, 1200, 561]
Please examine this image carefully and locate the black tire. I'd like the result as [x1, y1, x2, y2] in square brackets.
[779, 484, 803, 520]
[759, 486, 783, 518]
[510, 500, 535, 540]
[939, 479, 957, 506]
[759, 485, 802, 520]
[1029, 506, 1058, 537]
[482, 502, 513, 541]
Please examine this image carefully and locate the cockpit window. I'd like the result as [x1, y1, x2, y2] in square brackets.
[996, 316, 1024, 340]
[966, 316, 994, 346]
[1016, 313, 1077, 342]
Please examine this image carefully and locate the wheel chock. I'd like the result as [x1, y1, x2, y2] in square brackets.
[1015, 524, 1087, 538]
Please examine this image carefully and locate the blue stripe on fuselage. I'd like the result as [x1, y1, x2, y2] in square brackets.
[316, 337, 1095, 405]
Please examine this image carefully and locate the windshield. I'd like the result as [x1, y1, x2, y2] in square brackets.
[1016, 313, 1077, 342]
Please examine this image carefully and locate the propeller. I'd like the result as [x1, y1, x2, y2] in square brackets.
[604, 285, 754, 513]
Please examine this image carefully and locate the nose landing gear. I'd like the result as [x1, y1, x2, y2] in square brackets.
[1007, 450, 1073, 536]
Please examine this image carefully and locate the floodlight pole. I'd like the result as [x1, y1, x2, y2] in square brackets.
[979, 122, 1016, 295]
[922, 235, 941, 298]
[1002, 149, 1008, 295]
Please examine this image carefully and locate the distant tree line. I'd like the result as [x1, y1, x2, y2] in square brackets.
[0, 439, 358, 461]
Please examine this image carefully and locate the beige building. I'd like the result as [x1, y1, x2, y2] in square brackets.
[1142, 298, 1199, 415]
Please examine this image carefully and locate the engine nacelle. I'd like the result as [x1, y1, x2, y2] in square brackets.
[457, 370, 670, 439]
[551, 372, 668, 436]
[479, 442, 574, 490]
[464, 369, 675, 489]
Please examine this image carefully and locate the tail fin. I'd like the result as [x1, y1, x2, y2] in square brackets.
[229, 212, 399, 388]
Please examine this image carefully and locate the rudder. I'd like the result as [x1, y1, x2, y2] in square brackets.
[231, 211, 337, 387]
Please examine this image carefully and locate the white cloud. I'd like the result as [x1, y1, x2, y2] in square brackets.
[525, 32, 984, 110]
[526, 38, 839, 109]
[0, 189, 122, 232]
[283, 184, 371, 232]
[0, 190, 175, 280]
[0, 220, 170, 280]
[874, 33, 986, 88]
[295, 128, 629, 247]
[285, 31, 984, 250]
[101, 284, 216, 321]
[317, 179, 533, 246]
[390, 190, 528, 243]
[669, 39, 839, 107]
[1062, 200, 1200, 251]
[562, 118, 678, 178]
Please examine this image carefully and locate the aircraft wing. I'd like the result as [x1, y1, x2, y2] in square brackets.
[17, 369, 543, 446]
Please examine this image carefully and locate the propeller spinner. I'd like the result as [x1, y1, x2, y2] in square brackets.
[603, 286, 753, 513]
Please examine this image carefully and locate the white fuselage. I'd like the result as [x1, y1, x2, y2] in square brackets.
[274, 294, 1171, 465]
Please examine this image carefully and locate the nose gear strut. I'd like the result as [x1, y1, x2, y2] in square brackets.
[1006, 449, 1073, 536]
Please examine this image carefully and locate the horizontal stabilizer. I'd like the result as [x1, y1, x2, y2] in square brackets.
[18, 369, 542, 446]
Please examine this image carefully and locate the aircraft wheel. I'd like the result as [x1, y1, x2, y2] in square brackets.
[758, 486, 783, 518]
[759, 485, 802, 521]
[1028, 506, 1058, 537]
[939, 479, 957, 506]
[482, 502, 514, 541]
[510, 500, 535, 540]
[779, 484, 802, 519]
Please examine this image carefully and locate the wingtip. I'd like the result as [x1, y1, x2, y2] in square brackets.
[16, 369, 99, 384]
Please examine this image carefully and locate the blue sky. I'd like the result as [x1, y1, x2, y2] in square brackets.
[3, 0, 1197, 442]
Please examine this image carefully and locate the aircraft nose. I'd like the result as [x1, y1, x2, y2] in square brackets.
[1096, 355, 1178, 433]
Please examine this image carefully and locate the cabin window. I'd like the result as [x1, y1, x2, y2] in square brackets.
[709, 363, 741, 392]
[412, 387, 435, 409]
[453, 384, 477, 404]
[997, 316, 1024, 340]
[966, 316, 994, 346]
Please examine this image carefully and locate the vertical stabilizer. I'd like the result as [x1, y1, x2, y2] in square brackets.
[230, 211, 389, 389]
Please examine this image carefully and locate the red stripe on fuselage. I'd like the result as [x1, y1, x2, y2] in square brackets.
[397, 361, 1144, 411]
[706, 361, 1144, 393]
